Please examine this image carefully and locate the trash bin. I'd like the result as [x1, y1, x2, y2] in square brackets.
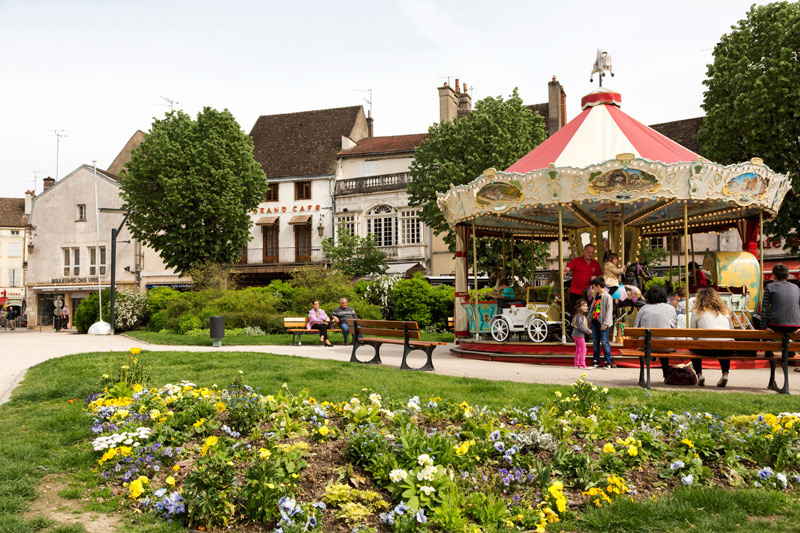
[210, 316, 224, 347]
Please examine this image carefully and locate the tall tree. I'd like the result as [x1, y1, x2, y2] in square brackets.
[699, 1, 800, 251]
[121, 108, 268, 274]
[408, 88, 548, 277]
[321, 232, 388, 278]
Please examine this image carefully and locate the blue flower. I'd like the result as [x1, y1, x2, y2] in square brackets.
[670, 460, 685, 470]
[308, 515, 317, 527]
[394, 503, 408, 515]
[490, 430, 501, 441]
[681, 474, 693, 485]
[758, 467, 774, 480]
[494, 441, 505, 453]
[416, 509, 427, 523]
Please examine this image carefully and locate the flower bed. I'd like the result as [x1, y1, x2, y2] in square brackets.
[86, 352, 800, 532]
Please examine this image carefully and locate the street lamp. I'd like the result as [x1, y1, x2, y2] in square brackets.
[317, 215, 325, 238]
[99, 207, 130, 334]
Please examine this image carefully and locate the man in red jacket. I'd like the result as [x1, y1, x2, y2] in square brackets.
[564, 244, 603, 310]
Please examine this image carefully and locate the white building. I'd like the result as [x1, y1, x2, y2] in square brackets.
[0, 198, 28, 310]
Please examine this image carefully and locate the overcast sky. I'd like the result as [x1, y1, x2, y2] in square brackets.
[0, 0, 767, 198]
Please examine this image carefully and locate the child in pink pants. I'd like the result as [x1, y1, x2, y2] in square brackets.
[572, 299, 591, 368]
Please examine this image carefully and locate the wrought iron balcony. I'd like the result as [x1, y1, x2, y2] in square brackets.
[238, 247, 326, 265]
[335, 172, 411, 195]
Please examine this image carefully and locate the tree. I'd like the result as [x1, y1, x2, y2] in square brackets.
[121, 108, 268, 274]
[321, 232, 388, 278]
[698, 2, 800, 252]
[408, 88, 548, 276]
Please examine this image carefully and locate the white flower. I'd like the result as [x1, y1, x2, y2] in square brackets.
[369, 393, 381, 404]
[389, 469, 408, 483]
[417, 465, 437, 482]
[417, 454, 433, 467]
[419, 485, 436, 496]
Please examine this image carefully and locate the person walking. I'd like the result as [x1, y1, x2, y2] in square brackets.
[330, 298, 358, 346]
[307, 300, 333, 347]
[571, 298, 591, 368]
[564, 244, 603, 311]
[689, 288, 734, 387]
[589, 277, 614, 368]
[761, 263, 800, 372]
[61, 305, 70, 330]
[6, 307, 16, 331]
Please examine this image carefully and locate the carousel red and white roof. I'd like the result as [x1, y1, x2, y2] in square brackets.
[506, 88, 699, 173]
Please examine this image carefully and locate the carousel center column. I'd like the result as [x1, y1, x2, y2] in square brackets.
[454, 225, 470, 337]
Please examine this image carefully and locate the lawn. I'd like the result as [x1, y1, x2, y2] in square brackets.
[2, 349, 800, 532]
[125, 330, 455, 346]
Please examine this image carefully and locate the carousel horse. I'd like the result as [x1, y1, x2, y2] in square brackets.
[623, 262, 653, 291]
[590, 49, 614, 85]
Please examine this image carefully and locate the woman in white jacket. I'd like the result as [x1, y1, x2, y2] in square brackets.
[690, 288, 733, 387]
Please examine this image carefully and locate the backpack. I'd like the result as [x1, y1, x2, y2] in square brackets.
[664, 364, 698, 386]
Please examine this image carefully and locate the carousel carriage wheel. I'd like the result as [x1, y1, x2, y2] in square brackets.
[489, 316, 510, 342]
[527, 317, 548, 343]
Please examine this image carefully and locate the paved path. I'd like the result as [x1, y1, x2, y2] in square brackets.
[0, 329, 793, 403]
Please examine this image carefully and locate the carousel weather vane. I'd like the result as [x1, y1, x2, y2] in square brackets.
[590, 49, 614, 87]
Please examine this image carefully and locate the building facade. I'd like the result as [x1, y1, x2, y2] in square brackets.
[0, 198, 28, 310]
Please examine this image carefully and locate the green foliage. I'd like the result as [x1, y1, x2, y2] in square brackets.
[121, 107, 268, 274]
[636, 238, 668, 267]
[185, 261, 236, 291]
[390, 274, 454, 330]
[322, 232, 389, 278]
[113, 290, 149, 332]
[74, 290, 110, 333]
[408, 88, 547, 275]
[644, 276, 667, 291]
[146, 287, 180, 316]
[698, 2, 800, 252]
[183, 447, 237, 528]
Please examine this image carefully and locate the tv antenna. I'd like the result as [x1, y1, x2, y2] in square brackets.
[439, 75, 458, 86]
[32, 170, 46, 194]
[160, 96, 181, 111]
[49, 130, 67, 180]
[354, 89, 373, 118]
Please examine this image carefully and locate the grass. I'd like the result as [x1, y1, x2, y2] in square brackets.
[125, 330, 455, 346]
[2, 349, 800, 532]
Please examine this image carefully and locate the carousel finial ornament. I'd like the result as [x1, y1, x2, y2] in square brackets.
[590, 49, 614, 87]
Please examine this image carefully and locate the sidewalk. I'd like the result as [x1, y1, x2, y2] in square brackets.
[0, 329, 789, 404]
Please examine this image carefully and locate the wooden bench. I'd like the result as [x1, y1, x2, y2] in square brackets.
[347, 319, 447, 371]
[283, 317, 341, 346]
[448, 317, 454, 331]
[620, 327, 800, 394]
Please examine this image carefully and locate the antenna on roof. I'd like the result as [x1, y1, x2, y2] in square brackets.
[440, 75, 458, 86]
[49, 130, 67, 180]
[32, 170, 46, 194]
[354, 89, 373, 118]
[160, 96, 181, 112]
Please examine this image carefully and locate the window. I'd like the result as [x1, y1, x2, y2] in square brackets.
[63, 248, 70, 276]
[264, 183, 279, 202]
[89, 247, 97, 275]
[8, 243, 20, 257]
[9, 268, 19, 287]
[263, 226, 279, 263]
[355, 161, 377, 177]
[400, 208, 421, 245]
[295, 181, 311, 200]
[367, 205, 397, 247]
[336, 214, 357, 238]
[77, 204, 86, 221]
[99, 246, 106, 276]
[10, 230, 19, 236]
[649, 237, 665, 250]
[294, 225, 311, 262]
[73, 248, 80, 276]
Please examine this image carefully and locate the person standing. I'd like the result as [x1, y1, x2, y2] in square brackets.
[6, 306, 16, 331]
[590, 277, 614, 368]
[689, 288, 734, 387]
[761, 263, 800, 372]
[571, 298, 591, 368]
[330, 298, 358, 346]
[61, 304, 70, 330]
[564, 244, 603, 310]
[307, 300, 333, 346]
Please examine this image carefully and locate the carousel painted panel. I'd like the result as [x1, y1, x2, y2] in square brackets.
[702, 251, 760, 312]
[462, 302, 498, 334]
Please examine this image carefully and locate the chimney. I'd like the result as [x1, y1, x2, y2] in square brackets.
[438, 82, 458, 123]
[43, 176, 55, 191]
[457, 81, 472, 119]
[24, 190, 34, 215]
[366, 113, 374, 138]
[547, 76, 567, 136]
[455, 78, 460, 92]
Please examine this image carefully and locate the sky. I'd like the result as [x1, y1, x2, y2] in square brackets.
[0, 0, 768, 198]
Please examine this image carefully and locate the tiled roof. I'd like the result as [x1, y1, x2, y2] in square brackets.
[527, 103, 549, 122]
[250, 106, 365, 178]
[107, 130, 145, 176]
[339, 134, 429, 157]
[649, 117, 704, 155]
[0, 198, 27, 227]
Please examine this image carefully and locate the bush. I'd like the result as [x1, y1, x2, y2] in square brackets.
[391, 274, 436, 328]
[177, 314, 202, 334]
[148, 309, 169, 332]
[114, 290, 149, 332]
[146, 287, 181, 316]
[356, 274, 401, 318]
[74, 290, 111, 333]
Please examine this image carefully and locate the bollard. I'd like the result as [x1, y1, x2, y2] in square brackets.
[210, 316, 224, 347]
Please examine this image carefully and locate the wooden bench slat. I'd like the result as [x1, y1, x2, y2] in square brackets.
[357, 327, 422, 338]
[624, 327, 800, 340]
[347, 319, 420, 330]
[623, 339, 800, 351]
[349, 319, 441, 371]
[618, 348, 800, 360]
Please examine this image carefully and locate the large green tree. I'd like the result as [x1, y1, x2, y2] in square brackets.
[121, 108, 268, 274]
[321, 232, 388, 278]
[698, 1, 800, 251]
[408, 88, 548, 278]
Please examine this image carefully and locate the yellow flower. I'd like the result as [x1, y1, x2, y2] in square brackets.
[130, 347, 142, 355]
[680, 438, 694, 448]
[627, 445, 638, 457]
[215, 401, 226, 412]
[603, 443, 616, 454]
[454, 442, 469, 456]
[173, 464, 180, 472]
[166, 476, 175, 487]
[128, 479, 144, 499]
[318, 426, 330, 436]
[258, 448, 271, 460]
[200, 435, 219, 456]
[192, 418, 205, 428]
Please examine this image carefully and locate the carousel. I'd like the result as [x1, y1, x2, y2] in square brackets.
[437, 86, 792, 363]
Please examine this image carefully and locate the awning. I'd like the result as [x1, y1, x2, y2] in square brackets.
[256, 216, 279, 226]
[386, 262, 423, 276]
[33, 285, 111, 291]
[763, 259, 800, 279]
[288, 214, 312, 225]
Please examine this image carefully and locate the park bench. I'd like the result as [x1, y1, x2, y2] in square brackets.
[347, 319, 447, 371]
[448, 316, 454, 330]
[283, 317, 341, 346]
[620, 327, 800, 394]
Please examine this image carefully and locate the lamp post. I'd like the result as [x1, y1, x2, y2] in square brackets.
[99, 207, 130, 334]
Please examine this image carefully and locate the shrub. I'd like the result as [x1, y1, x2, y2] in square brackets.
[357, 274, 401, 318]
[177, 314, 202, 334]
[645, 276, 666, 291]
[113, 290, 149, 332]
[391, 274, 435, 327]
[146, 287, 181, 316]
[148, 309, 169, 332]
[74, 290, 111, 333]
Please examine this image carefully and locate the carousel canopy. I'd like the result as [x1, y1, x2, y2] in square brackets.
[507, 89, 699, 172]
[436, 88, 791, 245]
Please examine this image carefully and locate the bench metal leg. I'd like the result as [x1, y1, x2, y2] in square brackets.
[780, 333, 790, 394]
[642, 330, 652, 390]
[401, 345, 435, 371]
[768, 360, 779, 392]
[638, 357, 646, 388]
[350, 340, 383, 365]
